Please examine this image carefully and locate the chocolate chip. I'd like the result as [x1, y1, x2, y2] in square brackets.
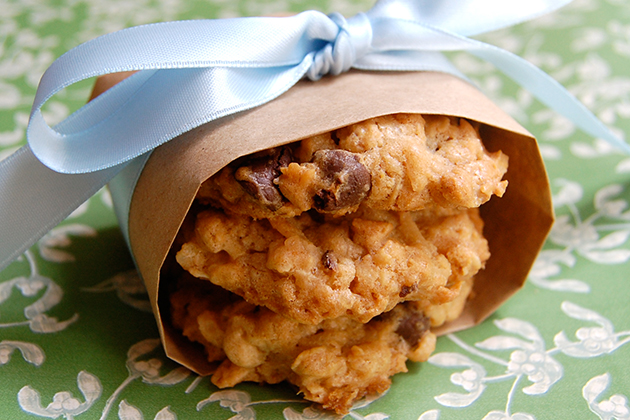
[235, 147, 293, 210]
[395, 312, 430, 347]
[311, 149, 371, 212]
[399, 284, 417, 298]
[322, 250, 338, 271]
[313, 190, 335, 211]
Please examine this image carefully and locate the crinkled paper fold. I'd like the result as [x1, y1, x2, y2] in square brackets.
[91, 70, 554, 375]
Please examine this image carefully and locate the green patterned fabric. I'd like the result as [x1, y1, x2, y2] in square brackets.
[1, 0, 630, 419]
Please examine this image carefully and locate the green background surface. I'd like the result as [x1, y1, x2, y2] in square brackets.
[1, 0, 630, 419]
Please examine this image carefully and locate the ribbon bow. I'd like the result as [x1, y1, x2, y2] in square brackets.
[1, 0, 628, 271]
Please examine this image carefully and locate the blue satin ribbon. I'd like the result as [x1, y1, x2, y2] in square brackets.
[1, 0, 628, 271]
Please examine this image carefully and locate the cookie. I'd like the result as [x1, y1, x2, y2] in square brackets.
[171, 113, 507, 413]
[197, 114, 508, 218]
[171, 276, 457, 414]
[176, 206, 488, 325]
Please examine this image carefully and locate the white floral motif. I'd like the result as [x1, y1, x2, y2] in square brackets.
[448, 1, 630, 161]
[82, 270, 151, 312]
[531, 22, 630, 158]
[283, 405, 338, 420]
[417, 410, 440, 420]
[429, 301, 630, 419]
[583, 373, 630, 420]
[567, 20, 630, 137]
[428, 353, 487, 407]
[0, 340, 45, 366]
[482, 412, 536, 420]
[283, 395, 391, 420]
[18, 371, 102, 419]
[0, 250, 78, 332]
[565, 51, 630, 157]
[606, 20, 630, 54]
[550, 206, 630, 264]
[197, 390, 258, 420]
[197, 389, 388, 420]
[2, 0, 630, 419]
[118, 400, 178, 420]
[554, 302, 630, 357]
[73, 0, 186, 44]
[477, 319, 563, 395]
[198, 389, 305, 420]
[99, 339, 190, 420]
[527, 250, 589, 293]
[529, 180, 630, 293]
[38, 224, 97, 263]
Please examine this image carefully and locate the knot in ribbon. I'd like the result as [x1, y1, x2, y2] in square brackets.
[1, 0, 629, 271]
[306, 12, 372, 81]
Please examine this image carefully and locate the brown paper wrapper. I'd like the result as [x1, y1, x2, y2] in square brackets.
[93, 70, 554, 375]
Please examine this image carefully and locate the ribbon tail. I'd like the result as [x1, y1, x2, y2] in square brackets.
[0, 146, 123, 271]
[368, 0, 573, 37]
[375, 17, 630, 153]
[471, 46, 630, 153]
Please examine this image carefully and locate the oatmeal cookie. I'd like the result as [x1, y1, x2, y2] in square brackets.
[171, 276, 444, 414]
[197, 114, 508, 218]
[171, 113, 507, 412]
[176, 206, 489, 325]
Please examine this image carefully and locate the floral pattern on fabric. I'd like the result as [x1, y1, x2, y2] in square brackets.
[1, 0, 629, 418]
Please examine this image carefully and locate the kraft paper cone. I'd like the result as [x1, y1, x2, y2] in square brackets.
[92, 70, 554, 375]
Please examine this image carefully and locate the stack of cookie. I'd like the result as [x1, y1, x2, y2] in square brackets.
[170, 113, 508, 413]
